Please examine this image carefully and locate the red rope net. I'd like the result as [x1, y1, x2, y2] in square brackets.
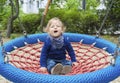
[7, 42, 111, 75]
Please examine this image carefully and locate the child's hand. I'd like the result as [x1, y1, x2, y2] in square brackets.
[40, 67, 47, 73]
[72, 62, 78, 66]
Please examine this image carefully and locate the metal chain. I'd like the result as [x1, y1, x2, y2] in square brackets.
[95, 0, 120, 66]
[11, 0, 27, 37]
[110, 36, 120, 66]
[18, 16, 27, 38]
[0, 32, 9, 63]
[96, 0, 115, 38]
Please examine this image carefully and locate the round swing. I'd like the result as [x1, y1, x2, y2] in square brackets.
[0, 33, 120, 83]
[0, 0, 120, 83]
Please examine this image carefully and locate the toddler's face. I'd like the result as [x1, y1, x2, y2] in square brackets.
[48, 20, 63, 38]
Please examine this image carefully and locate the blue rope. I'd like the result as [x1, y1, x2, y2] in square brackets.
[0, 33, 120, 83]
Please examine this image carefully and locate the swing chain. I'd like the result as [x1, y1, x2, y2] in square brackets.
[11, 0, 27, 38]
[96, 31, 99, 38]
[96, 0, 115, 38]
[18, 16, 27, 38]
[0, 32, 9, 64]
[110, 36, 120, 66]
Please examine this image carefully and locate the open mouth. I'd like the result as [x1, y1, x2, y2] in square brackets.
[54, 30, 58, 33]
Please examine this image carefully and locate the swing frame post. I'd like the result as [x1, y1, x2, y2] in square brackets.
[40, 0, 52, 30]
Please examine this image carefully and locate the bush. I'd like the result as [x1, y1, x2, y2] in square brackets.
[13, 14, 41, 33]
[1, 0, 119, 36]
[0, 6, 11, 30]
[46, 9, 99, 34]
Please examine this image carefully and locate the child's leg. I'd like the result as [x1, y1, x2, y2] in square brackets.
[47, 59, 63, 75]
[47, 59, 56, 73]
[61, 60, 72, 66]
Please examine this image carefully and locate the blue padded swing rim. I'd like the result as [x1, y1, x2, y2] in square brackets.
[0, 33, 120, 83]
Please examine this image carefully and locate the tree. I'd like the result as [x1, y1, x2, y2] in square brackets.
[108, 0, 120, 31]
[6, 0, 19, 38]
[0, 0, 6, 16]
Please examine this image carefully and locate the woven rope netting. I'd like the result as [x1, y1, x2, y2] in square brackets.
[7, 42, 111, 75]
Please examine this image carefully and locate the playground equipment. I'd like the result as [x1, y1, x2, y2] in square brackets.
[0, 0, 120, 83]
[0, 33, 120, 83]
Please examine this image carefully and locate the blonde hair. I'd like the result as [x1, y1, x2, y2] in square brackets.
[43, 17, 66, 32]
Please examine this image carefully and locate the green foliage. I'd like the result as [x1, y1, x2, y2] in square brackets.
[0, 0, 119, 35]
[0, 0, 6, 12]
[62, 10, 81, 33]
[107, 0, 120, 30]
[45, 0, 99, 34]
[0, 3, 42, 34]
[13, 14, 41, 33]
[46, 8, 99, 34]
[64, 0, 79, 10]
[10, 33, 23, 39]
[0, 6, 11, 30]
[80, 11, 98, 34]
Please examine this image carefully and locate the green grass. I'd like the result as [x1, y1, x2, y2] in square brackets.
[101, 35, 118, 44]
[10, 33, 23, 39]
[1, 30, 119, 45]
[10, 33, 119, 45]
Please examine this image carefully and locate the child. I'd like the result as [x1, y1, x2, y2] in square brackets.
[40, 17, 78, 75]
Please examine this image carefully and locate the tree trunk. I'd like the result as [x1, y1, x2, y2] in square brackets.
[6, 0, 19, 38]
[39, 0, 51, 32]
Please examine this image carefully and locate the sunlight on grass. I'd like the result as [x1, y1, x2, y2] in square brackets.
[101, 35, 118, 44]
